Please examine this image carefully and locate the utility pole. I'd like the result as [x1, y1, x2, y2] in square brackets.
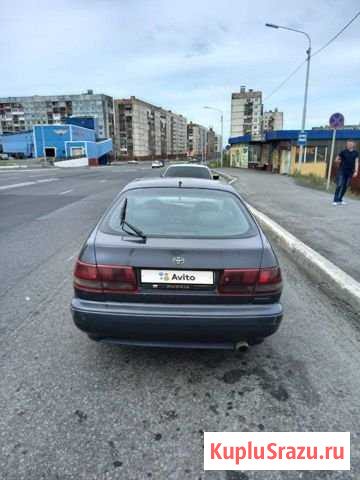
[204, 106, 224, 167]
[266, 23, 312, 166]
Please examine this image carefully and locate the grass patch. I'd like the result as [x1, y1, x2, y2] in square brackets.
[293, 172, 360, 200]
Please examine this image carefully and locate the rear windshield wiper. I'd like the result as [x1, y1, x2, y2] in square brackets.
[120, 198, 146, 241]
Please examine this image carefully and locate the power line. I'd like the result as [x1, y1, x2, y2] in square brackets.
[264, 10, 360, 101]
[264, 60, 306, 101]
[311, 9, 360, 57]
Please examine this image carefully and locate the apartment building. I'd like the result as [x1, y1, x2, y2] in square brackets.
[230, 86, 263, 139]
[170, 113, 187, 156]
[214, 133, 223, 154]
[263, 108, 284, 132]
[187, 121, 208, 158]
[206, 127, 217, 159]
[114, 96, 187, 159]
[0, 90, 114, 139]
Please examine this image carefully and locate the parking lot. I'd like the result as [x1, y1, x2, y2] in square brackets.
[0, 164, 359, 480]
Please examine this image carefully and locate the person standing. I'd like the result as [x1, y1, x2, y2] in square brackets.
[333, 140, 359, 205]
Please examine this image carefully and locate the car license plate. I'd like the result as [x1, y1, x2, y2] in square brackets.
[141, 269, 214, 285]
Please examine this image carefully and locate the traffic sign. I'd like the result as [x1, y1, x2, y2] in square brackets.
[297, 132, 307, 146]
[329, 112, 344, 129]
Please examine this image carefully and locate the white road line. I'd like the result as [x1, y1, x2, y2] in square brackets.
[100, 179, 108, 183]
[0, 178, 58, 191]
[59, 189, 73, 195]
[0, 181, 35, 191]
[37, 178, 58, 184]
[66, 253, 76, 262]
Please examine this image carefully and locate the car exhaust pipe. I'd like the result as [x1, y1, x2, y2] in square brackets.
[235, 340, 249, 352]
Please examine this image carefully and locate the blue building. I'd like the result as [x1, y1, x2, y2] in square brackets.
[228, 128, 360, 190]
[229, 129, 360, 145]
[65, 116, 97, 132]
[0, 131, 34, 158]
[33, 123, 112, 164]
[0, 118, 112, 164]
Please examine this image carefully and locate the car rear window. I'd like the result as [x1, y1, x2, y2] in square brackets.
[164, 166, 211, 179]
[101, 187, 257, 239]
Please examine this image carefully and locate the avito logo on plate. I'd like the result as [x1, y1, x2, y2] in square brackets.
[142, 269, 214, 285]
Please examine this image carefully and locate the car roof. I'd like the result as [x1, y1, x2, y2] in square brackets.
[122, 176, 237, 193]
[166, 163, 210, 169]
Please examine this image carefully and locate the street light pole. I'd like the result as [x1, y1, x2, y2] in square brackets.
[265, 23, 312, 166]
[204, 106, 224, 167]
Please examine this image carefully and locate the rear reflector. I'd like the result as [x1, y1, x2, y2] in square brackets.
[74, 260, 137, 293]
[218, 267, 282, 295]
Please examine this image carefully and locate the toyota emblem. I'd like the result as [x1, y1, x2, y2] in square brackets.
[173, 256, 185, 265]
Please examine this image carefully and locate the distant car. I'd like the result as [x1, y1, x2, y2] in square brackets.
[71, 178, 283, 350]
[127, 160, 138, 164]
[163, 164, 218, 180]
[152, 160, 164, 168]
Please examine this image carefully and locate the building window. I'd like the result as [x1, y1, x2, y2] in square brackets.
[304, 146, 316, 163]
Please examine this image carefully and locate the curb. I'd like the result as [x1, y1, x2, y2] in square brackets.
[216, 170, 360, 313]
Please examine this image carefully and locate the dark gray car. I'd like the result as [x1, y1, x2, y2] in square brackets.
[163, 164, 218, 180]
[71, 178, 283, 350]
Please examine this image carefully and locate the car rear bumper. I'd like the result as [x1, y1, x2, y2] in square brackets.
[71, 298, 283, 349]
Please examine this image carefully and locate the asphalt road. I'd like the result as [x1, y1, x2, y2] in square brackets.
[0, 165, 359, 480]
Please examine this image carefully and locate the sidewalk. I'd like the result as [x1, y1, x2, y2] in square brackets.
[220, 168, 360, 283]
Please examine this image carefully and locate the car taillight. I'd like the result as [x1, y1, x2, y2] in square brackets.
[97, 265, 137, 292]
[74, 261, 102, 292]
[218, 267, 282, 295]
[218, 269, 259, 294]
[255, 267, 282, 294]
[74, 260, 137, 293]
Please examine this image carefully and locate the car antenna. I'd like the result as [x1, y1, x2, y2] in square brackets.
[178, 180, 182, 188]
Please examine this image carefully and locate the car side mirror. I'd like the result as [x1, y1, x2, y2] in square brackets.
[213, 174, 219, 180]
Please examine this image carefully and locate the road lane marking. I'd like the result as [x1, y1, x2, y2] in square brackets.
[0, 181, 35, 191]
[0, 178, 58, 191]
[66, 253, 76, 262]
[59, 189, 73, 195]
[37, 178, 58, 184]
[100, 179, 108, 183]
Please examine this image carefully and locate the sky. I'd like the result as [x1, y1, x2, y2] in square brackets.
[1, 0, 360, 142]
